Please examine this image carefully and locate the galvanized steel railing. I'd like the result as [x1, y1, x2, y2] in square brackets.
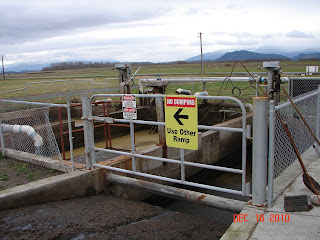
[82, 94, 249, 196]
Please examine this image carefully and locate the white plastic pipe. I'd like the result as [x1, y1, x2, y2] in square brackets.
[1, 124, 44, 147]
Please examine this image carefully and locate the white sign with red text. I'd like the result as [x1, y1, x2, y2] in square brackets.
[122, 95, 137, 119]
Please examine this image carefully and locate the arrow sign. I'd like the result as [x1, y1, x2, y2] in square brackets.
[174, 108, 188, 125]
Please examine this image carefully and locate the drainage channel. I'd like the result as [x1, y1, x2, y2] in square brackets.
[143, 143, 252, 226]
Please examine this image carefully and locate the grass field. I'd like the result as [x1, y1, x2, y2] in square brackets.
[0, 60, 319, 103]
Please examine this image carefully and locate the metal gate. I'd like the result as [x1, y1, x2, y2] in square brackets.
[82, 94, 249, 196]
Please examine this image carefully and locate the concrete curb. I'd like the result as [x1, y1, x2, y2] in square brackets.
[0, 169, 105, 210]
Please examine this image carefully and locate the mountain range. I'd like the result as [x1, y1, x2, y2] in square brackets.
[4, 50, 320, 73]
[185, 50, 320, 62]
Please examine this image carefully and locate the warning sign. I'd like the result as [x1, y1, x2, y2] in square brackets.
[122, 95, 137, 119]
[165, 95, 198, 150]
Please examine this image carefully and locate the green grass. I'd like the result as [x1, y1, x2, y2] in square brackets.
[1, 60, 319, 102]
[1, 174, 8, 181]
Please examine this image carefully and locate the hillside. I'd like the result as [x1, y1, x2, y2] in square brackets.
[216, 50, 290, 61]
[185, 50, 320, 62]
[293, 52, 320, 60]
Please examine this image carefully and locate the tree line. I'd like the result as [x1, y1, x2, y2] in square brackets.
[41, 61, 115, 71]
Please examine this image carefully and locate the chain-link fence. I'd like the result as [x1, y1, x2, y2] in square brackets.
[289, 77, 320, 98]
[270, 89, 320, 201]
[0, 99, 74, 172]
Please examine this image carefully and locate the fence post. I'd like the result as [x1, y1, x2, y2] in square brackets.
[155, 96, 165, 146]
[67, 98, 75, 171]
[252, 97, 268, 206]
[130, 120, 136, 172]
[268, 100, 275, 207]
[317, 85, 320, 153]
[0, 120, 5, 157]
[82, 94, 96, 169]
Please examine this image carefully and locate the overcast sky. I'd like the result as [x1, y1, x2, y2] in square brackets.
[1, 0, 320, 67]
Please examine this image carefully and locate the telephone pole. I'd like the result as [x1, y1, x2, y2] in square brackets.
[1, 55, 5, 80]
[198, 32, 204, 74]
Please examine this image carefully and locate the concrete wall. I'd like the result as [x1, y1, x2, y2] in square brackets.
[0, 169, 107, 211]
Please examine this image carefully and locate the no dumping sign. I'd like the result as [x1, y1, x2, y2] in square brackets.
[122, 95, 137, 120]
[165, 95, 198, 150]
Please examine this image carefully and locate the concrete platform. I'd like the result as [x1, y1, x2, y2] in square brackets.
[221, 157, 320, 240]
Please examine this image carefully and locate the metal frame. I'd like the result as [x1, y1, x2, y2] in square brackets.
[82, 93, 248, 196]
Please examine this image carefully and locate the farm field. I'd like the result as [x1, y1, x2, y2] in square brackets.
[0, 60, 319, 103]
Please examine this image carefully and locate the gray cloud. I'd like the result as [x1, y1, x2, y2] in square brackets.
[215, 39, 259, 46]
[0, 1, 170, 45]
[286, 30, 314, 38]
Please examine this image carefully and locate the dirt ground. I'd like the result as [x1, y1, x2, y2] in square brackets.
[0, 157, 62, 191]
[0, 157, 229, 239]
[0, 194, 229, 240]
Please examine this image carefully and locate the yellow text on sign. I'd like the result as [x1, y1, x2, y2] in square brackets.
[165, 95, 198, 150]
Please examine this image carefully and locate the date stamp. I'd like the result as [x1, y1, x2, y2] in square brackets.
[234, 214, 290, 223]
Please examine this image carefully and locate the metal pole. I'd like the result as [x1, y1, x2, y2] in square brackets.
[267, 69, 274, 100]
[268, 100, 275, 207]
[1, 55, 5, 80]
[180, 148, 185, 182]
[103, 102, 108, 148]
[252, 97, 268, 206]
[155, 96, 165, 146]
[67, 98, 74, 171]
[68, 80, 71, 98]
[92, 79, 94, 94]
[0, 120, 5, 157]
[203, 82, 207, 92]
[191, 77, 194, 94]
[198, 32, 204, 75]
[106, 173, 246, 212]
[317, 85, 320, 153]
[58, 107, 65, 160]
[81, 94, 96, 169]
[130, 120, 136, 172]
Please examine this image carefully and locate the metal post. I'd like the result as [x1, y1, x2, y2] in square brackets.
[181, 148, 185, 181]
[203, 82, 207, 92]
[1, 55, 5, 80]
[92, 79, 94, 94]
[67, 98, 75, 171]
[191, 78, 194, 94]
[267, 69, 274, 100]
[25, 83, 28, 98]
[58, 107, 66, 160]
[252, 97, 268, 206]
[0, 120, 5, 157]
[102, 102, 108, 148]
[68, 80, 71, 98]
[155, 96, 165, 146]
[268, 100, 275, 207]
[317, 85, 320, 153]
[82, 94, 96, 169]
[130, 120, 136, 172]
[198, 32, 204, 75]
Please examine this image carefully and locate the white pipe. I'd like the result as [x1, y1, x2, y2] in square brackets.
[1, 124, 44, 147]
[244, 103, 253, 112]
[106, 173, 246, 212]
